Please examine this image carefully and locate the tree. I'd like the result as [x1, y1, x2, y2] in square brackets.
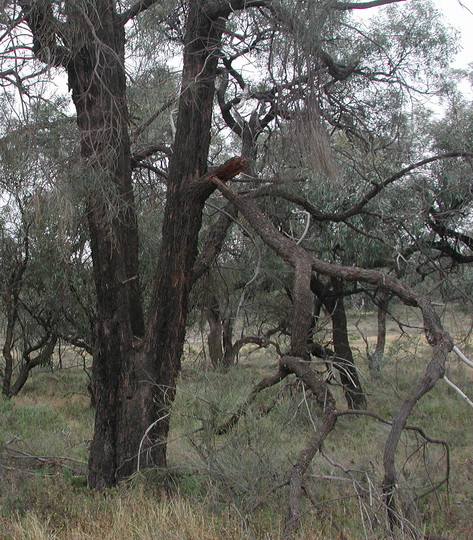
[4, 5, 471, 529]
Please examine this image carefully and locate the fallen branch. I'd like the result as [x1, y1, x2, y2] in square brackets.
[215, 367, 289, 435]
[4, 444, 86, 474]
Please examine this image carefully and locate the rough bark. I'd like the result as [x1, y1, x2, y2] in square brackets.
[282, 356, 337, 539]
[2, 301, 17, 396]
[134, 0, 246, 471]
[1, 225, 30, 397]
[311, 276, 366, 409]
[55, 0, 145, 488]
[20, 0, 247, 487]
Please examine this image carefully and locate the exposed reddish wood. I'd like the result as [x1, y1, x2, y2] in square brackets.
[211, 156, 247, 182]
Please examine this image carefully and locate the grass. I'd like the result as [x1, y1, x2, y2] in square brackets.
[1, 305, 472, 539]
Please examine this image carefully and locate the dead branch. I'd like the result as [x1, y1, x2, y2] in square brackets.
[4, 442, 87, 475]
[330, 0, 407, 10]
[213, 179, 453, 532]
[215, 367, 289, 434]
[281, 356, 337, 539]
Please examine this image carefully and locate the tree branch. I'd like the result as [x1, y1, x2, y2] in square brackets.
[18, 0, 70, 66]
[330, 0, 407, 9]
[192, 203, 238, 283]
[252, 152, 473, 222]
[119, 0, 164, 24]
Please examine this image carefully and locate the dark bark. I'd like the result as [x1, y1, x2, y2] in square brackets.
[1, 223, 30, 397]
[328, 278, 366, 409]
[9, 335, 58, 397]
[59, 0, 145, 488]
[310, 276, 366, 409]
[2, 301, 17, 396]
[134, 0, 246, 471]
[330, 0, 407, 9]
[20, 0, 246, 487]
[206, 292, 224, 367]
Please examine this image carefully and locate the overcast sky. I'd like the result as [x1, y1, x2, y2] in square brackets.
[433, 0, 473, 68]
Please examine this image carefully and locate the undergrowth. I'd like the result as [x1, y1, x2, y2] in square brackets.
[1, 308, 472, 539]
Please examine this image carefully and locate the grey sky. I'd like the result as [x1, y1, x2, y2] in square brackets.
[433, 0, 472, 68]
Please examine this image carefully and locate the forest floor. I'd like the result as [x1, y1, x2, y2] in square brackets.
[1, 303, 472, 539]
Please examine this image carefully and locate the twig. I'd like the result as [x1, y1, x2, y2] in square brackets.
[4, 444, 86, 473]
[136, 412, 170, 474]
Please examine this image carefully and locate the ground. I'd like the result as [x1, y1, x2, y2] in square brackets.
[1, 303, 472, 539]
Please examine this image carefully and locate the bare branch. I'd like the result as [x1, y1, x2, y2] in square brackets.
[330, 0, 407, 10]
[119, 0, 164, 24]
[192, 203, 238, 283]
[443, 376, 473, 408]
[132, 96, 178, 141]
[452, 345, 473, 369]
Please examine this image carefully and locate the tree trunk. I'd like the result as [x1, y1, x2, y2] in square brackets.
[207, 293, 224, 367]
[369, 292, 390, 378]
[9, 334, 58, 397]
[137, 0, 245, 470]
[65, 1, 144, 488]
[2, 306, 16, 397]
[330, 279, 366, 409]
[21, 0, 244, 487]
[311, 276, 366, 409]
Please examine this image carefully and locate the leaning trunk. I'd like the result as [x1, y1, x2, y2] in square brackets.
[311, 276, 366, 409]
[138, 0, 242, 468]
[329, 279, 366, 409]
